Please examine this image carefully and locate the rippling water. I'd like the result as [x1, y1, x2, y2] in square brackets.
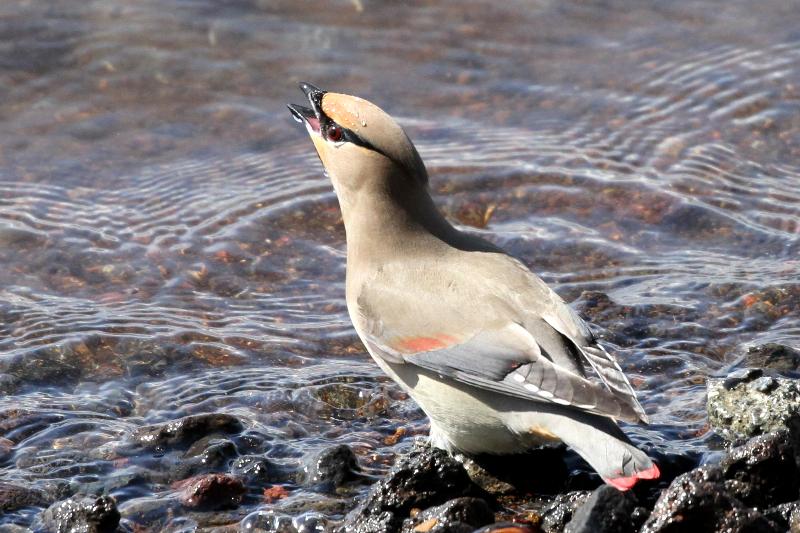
[1, 0, 799, 529]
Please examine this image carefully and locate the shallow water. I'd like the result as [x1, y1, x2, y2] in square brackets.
[1, 0, 799, 529]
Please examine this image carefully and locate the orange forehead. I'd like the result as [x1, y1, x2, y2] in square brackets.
[321, 93, 375, 133]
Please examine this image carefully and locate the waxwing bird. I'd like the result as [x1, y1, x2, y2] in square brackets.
[288, 82, 660, 490]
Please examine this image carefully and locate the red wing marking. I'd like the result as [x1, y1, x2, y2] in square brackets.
[394, 334, 458, 353]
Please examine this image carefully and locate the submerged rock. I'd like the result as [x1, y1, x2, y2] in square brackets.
[339, 444, 489, 533]
[707, 370, 800, 440]
[303, 444, 362, 491]
[0, 482, 49, 512]
[231, 454, 274, 484]
[40, 495, 120, 533]
[131, 413, 244, 452]
[745, 343, 800, 373]
[174, 473, 246, 510]
[171, 436, 239, 480]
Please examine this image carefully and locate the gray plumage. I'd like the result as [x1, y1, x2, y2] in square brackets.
[288, 83, 659, 489]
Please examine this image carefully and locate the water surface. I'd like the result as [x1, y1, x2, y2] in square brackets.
[1, 0, 799, 529]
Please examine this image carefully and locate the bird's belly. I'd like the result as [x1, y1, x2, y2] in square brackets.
[376, 358, 561, 455]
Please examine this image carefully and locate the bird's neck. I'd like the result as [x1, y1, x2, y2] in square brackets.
[340, 182, 498, 273]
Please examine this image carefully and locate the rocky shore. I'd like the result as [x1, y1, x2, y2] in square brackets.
[5, 348, 800, 532]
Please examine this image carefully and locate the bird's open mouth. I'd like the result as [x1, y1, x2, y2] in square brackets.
[287, 82, 326, 134]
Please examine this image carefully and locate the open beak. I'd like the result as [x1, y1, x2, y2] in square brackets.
[287, 82, 326, 134]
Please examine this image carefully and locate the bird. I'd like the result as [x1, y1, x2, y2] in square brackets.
[288, 82, 660, 490]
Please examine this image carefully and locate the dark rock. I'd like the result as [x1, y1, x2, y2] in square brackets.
[117, 496, 182, 528]
[239, 509, 290, 532]
[231, 454, 273, 484]
[340, 444, 489, 533]
[304, 444, 361, 490]
[0, 482, 49, 512]
[640, 466, 781, 532]
[461, 448, 569, 495]
[746, 344, 800, 373]
[763, 501, 800, 531]
[473, 524, 536, 533]
[564, 485, 638, 533]
[751, 376, 779, 394]
[40, 495, 120, 533]
[175, 473, 245, 510]
[6, 347, 83, 386]
[168, 437, 238, 480]
[719, 430, 800, 508]
[0, 373, 20, 394]
[401, 497, 494, 533]
[294, 512, 331, 532]
[132, 413, 243, 452]
[643, 449, 702, 490]
[723, 368, 763, 390]
[707, 373, 800, 440]
[539, 491, 591, 533]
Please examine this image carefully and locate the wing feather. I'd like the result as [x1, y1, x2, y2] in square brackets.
[363, 323, 643, 422]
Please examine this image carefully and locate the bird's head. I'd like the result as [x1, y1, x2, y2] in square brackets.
[288, 83, 428, 213]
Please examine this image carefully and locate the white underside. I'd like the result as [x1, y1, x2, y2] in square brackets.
[373, 354, 562, 454]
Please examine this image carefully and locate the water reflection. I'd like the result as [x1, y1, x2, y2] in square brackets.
[0, 0, 798, 529]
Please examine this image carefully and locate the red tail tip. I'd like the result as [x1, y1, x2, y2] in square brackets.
[606, 463, 660, 491]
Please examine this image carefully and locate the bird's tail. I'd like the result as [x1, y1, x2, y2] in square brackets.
[554, 413, 659, 490]
[519, 408, 660, 491]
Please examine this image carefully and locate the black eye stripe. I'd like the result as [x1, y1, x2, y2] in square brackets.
[321, 116, 388, 157]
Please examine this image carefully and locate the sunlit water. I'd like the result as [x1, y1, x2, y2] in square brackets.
[1, 0, 799, 529]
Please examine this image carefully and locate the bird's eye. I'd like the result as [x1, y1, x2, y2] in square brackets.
[325, 124, 344, 143]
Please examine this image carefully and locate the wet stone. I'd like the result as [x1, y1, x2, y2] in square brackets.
[751, 376, 779, 394]
[708, 373, 800, 440]
[117, 496, 182, 529]
[539, 491, 591, 533]
[168, 437, 239, 480]
[40, 495, 120, 533]
[0, 437, 15, 462]
[239, 509, 329, 533]
[723, 368, 763, 390]
[251, 510, 335, 533]
[0, 482, 49, 512]
[0, 373, 20, 394]
[175, 473, 246, 510]
[340, 444, 489, 533]
[294, 512, 331, 533]
[763, 501, 800, 532]
[231, 455, 274, 484]
[5, 347, 83, 387]
[745, 344, 800, 373]
[304, 444, 361, 491]
[473, 525, 537, 533]
[719, 430, 800, 508]
[132, 413, 244, 452]
[400, 497, 494, 533]
[563, 485, 639, 533]
[640, 465, 781, 533]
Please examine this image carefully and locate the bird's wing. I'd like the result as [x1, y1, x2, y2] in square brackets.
[354, 258, 646, 423]
[361, 321, 643, 422]
[537, 299, 648, 423]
